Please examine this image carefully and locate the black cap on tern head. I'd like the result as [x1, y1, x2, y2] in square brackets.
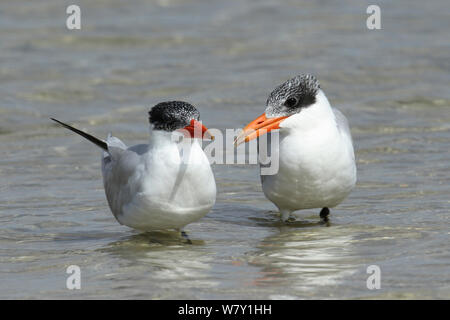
[149, 101, 200, 132]
[265, 74, 320, 118]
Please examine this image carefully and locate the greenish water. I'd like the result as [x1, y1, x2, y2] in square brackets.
[0, 0, 449, 299]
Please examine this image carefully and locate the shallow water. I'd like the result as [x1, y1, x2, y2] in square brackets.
[1, 0, 449, 299]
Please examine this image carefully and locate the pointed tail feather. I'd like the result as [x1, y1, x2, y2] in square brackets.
[51, 118, 108, 151]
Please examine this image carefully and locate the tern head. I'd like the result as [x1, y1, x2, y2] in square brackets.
[235, 74, 331, 145]
[149, 101, 213, 140]
[265, 74, 320, 118]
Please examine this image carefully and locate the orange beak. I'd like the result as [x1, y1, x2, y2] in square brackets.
[234, 113, 288, 146]
[181, 119, 214, 140]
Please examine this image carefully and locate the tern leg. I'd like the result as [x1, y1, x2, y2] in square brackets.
[280, 210, 292, 222]
[180, 229, 192, 245]
[320, 207, 330, 222]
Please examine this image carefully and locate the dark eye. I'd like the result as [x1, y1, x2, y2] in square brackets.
[284, 97, 299, 108]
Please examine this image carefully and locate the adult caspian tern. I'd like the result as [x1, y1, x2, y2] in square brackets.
[52, 101, 216, 235]
[235, 74, 356, 222]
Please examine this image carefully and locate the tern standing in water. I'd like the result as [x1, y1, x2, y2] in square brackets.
[235, 74, 356, 222]
[52, 101, 216, 236]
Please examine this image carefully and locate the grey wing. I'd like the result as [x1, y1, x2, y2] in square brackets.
[333, 108, 351, 139]
[332, 108, 355, 160]
[101, 135, 143, 220]
[101, 134, 127, 176]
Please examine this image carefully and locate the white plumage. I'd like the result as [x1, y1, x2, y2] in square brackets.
[261, 90, 356, 221]
[236, 75, 356, 222]
[102, 130, 216, 231]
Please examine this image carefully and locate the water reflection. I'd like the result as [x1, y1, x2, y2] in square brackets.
[248, 222, 358, 295]
[100, 231, 219, 294]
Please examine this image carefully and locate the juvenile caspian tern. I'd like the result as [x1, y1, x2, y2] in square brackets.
[52, 101, 216, 235]
[235, 74, 356, 222]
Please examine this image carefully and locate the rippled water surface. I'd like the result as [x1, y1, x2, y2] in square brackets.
[1, 0, 449, 299]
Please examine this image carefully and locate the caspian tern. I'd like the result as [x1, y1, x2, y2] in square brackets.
[52, 101, 216, 234]
[235, 74, 356, 222]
